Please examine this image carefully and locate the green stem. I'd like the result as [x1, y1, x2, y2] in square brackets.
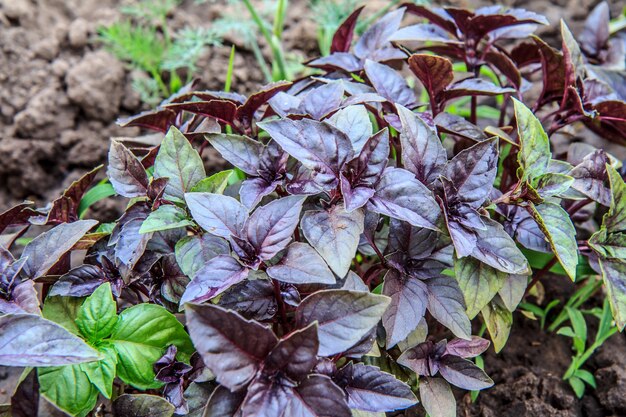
[149, 68, 170, 98]
[250, 39, 273, 83]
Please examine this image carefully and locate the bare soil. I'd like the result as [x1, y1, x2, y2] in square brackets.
[1, 0, 625, 416]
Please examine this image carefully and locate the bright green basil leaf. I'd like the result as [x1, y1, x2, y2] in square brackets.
[76, 283, 118, 343]
[513, 98, 550, 182]
[529, 202, 578, 280]
[455, 257, 507, 319]
[481, 295, 512, 353]
[109, 304, 194, 389]
[154, 126, 206, 201]
[79, 345, 118, 399]
[139, 205, 195, 234]
[38, 365, 99, 417]
[191, 170, 234, 194]
[43, 295, 85, 335]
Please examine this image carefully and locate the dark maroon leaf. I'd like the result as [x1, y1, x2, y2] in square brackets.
[397, 104, 446, 185]
[117, 108, 177, 132]
[236, 81, 292, 126]
[331, 6, 364, 53]
[0, 203, 35, 235]
[164, 100, 237, 125]
[265, 322, 319, 381]
[438, 355, 493, 390]
[306, 53, 362, 73]
[483, 51, 522, 89]
[434, 112, 487, 142]
[285, 375, 351, 417]
[534, 37, 565, 102]
[10, 369, 39, 417]
[369, 167, 441, 230]
[184, 303, 278, 391]
[240, 377, 291, 417]
[403, 4, 457, 34]
[585, 100, 626, 145]
[364, 60, 416, 107]
[108, 140, 149, 198]
[382, 269, 428, 347]
[443, 78, 515, 101]
[334, 362, 417, 412]
[219, 279, 277, 321]
[397, 340, 434, 376]
[408, 54, 453, 103]
[180, 255, 249, 305]
[390, 23, 459, 43]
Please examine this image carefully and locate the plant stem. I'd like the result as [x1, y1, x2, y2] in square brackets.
[525, 256, 558, 296]
[272, 279, 288, 328]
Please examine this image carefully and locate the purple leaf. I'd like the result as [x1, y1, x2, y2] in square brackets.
[240, 377, 291, 417]
[265, 322, 319, 381]
[382, 270, 429, 348]
[219, 278, 277, 321]
[438, 355, 493, 390]
[267, 242, 335, 285]
[369, 167, 440, 231]
[503, 206, 550, 253]
[0, 280, 40, 315]
[164, 100, 237, 125]
[579, 2, 610, 57]
[484, 51, 522, 89]
[236, 81, 292, 127]
[259, 119, 353, 190]
[285, 375, 351, 417]
[303, 82, 345, 120]
[343, 128, 390, 190]
[49, 265, 107, 297]
[245, 196, 305, 261]
[117, 108, 177, 132]
[204, 385, 245, 417]
[444, 138, 498, 208]
[296, 289, 390, 356]
[390, 23, 460, 43]
[355, 8, 405, 60]
[184, 303, 278, 391]
[444, 336, 490, 358]
[427, 275, 471, 339]
[364, 60, 416, 107]
[107, 140, 149, 198]
[397, 104, 447, 185]
[206, 134, 264, 176]
[240, 178, 279, 210]
[397, 340, 433, 376]
[301, 205, 365, 277]
[21, 220, 98, 279]
[185, 193, 248, 239]
[404, 5, 458, 34]
[327, 105, 373, 153]
[335, 362, 417, 412]
[340, 179, 376, 213]
[180, 255, 249, 305]
[331, 6, 364, 53]
[569, 149, 612, 206]
[307, 53, 362, 73]
[112, 394, 175, 417]
[175, 234, 230, 279]
[0, 314, 101, 366]
[112, 209, 152, 269]
[472, 217, 530, 274]
[435, 113, 486, 142]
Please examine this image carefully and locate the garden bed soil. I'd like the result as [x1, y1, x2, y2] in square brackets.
[1, 0, 625, 416]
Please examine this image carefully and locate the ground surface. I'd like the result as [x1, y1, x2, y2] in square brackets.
[0, 0, 625, 416]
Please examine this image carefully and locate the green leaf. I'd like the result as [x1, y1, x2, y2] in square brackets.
[110, 304, 194, 389]
[513, 98, 550, 181]
[533, 173, 574, 198]
[79, 181, 116, 218]
[603, 164, 626, 233]
[556, 326, 576, 338]
[599, 258, 626, 330]
[589, 230, 626, 259]
[154, 126, 206, 201]
[565, 307, 587, 344]
[38, 365, 99, 417]
[498, 274, 528, 312]
[76, 283, 118, 343]
[481, 296, 512, 353]
[139, 205, 195, 234]
[529, 202, 578, 280]
[191, 170, 234, 193]
[43, 295, 84, 335]
[568, 376, 585, 398]
[80, 345, 118, 399]
[574, 369, 596, 388]
[455, 257, 507, 319]
[113, 394, 176, 417]
[419, 377, 455, 417]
